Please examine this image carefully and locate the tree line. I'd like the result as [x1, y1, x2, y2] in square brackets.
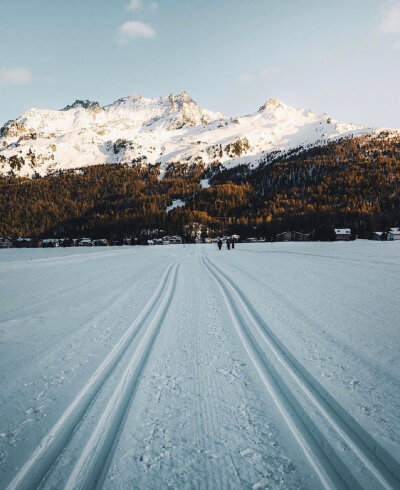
[0, 134, 399, 240]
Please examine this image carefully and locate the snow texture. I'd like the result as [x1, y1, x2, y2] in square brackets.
[0, 242, 399, 489]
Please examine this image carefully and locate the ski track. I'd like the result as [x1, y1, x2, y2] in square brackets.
[0, 243, 399, 489]
[222, 258, 400, 389]
[103, 251, 314, 489]
[4, 259, 180, 490]
[202, 253, 400, 489]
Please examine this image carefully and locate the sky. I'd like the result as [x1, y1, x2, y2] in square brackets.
[0, 0, 400, 128]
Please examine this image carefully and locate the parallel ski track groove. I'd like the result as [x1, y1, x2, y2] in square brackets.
[6, 259, 181, 490]
[202, 256, 345, 489]
[65, 259, 182, 489]
[203, 254, 400, 490]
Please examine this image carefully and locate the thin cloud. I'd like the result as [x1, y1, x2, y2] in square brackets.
[237, 67, 280, 84]
[237, 73, 253, 84]
[0, 68, 32, 85]
[126, 0, 143, 11]
[117, 21, 156, 43]
[126, 1, 158, 14]
[260, 66, 281, 81]
[380, 0, 400, 34]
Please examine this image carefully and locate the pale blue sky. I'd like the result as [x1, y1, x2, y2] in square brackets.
[1, 0, 399, 127]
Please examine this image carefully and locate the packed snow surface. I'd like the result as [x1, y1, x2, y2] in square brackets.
[2, 92, 396, 178]
[0, 242, 399, 489]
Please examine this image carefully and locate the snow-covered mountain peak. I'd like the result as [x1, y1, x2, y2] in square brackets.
[0, 91, 395, 177]
[61, 100, 101, 111]
[259, 98, 285, 111]
[102, 91, 225, 130]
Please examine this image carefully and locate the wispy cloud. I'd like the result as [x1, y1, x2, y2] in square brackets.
[237, 73, 253, 84]
[379, 1, 400, 49]
[379, 0, 400, 34]
[117, 21, 156, 43]
[126, 0, 143, 11]
[237, 66, 280, 84]
[0, 68, 32, 85]
[260, 66, 281, 81]
[126, 1, 158, 14]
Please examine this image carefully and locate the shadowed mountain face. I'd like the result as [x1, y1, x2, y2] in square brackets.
[2, 91, 396, 178]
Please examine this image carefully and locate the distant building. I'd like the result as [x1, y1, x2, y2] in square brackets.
[0, 237, 12, 248]
[14, 237, 33, 248]
[42, 238, 59, 248]
[93, 238, 109, 246]
[334, 229, 351, 241]
[387, 228, 400, 241]
[59, 238, 75, 247]
[372, 232, 384, 241]
[275, 231, 310, 242]
[162, 235, 182, 244]
[170, 235, 183, 244]
[78, 238, 92, 246]
[275, 231, 291, 242]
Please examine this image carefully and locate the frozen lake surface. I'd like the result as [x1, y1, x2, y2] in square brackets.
[0, 242, 399, 489]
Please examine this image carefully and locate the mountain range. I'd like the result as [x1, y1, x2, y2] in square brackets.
[1, 92, 399, 240]
[1, 91, 398, 179]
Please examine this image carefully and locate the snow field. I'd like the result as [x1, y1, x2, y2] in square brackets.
[0, 242, 399, 489]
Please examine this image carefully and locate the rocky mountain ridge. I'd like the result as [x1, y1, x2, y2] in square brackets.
[0, 91, 397, 178]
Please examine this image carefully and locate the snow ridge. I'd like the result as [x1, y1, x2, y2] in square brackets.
[0, 92, 397, 177]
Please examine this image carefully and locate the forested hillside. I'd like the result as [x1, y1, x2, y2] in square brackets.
[1, 135, 399, 239]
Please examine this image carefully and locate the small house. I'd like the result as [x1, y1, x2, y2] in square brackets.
[162, 235, 182, 244]
[93, 238, 109, 246]
[0, 237, 12, 248]
[78, 238, 92, 246]
[42, 238, 59, 248]
[387, 228, 400, 241]
[275, 231, 292, 242]
[292, 231, 310, 241]
[275, 231, 310, 242]
[169, 235, 182, 244]
[334, 229, 351, 241]
[14, 237, 33, 248]
[59, 238, 75, 247]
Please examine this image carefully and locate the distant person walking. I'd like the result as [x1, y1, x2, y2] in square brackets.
[217, 238, 222, 250]
[231, 236, 235, 249]
[226, 238, 231, 250]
